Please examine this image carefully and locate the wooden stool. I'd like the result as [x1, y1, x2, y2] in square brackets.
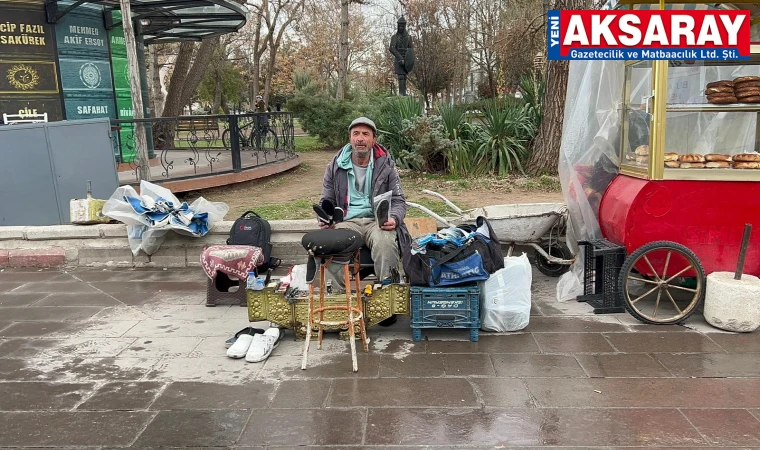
[200, 245, 264, 307]
[300, 229, 369, 372]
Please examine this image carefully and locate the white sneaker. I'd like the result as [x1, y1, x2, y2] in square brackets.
[245, 328, 282, 363]
[227, 333, 254, 359]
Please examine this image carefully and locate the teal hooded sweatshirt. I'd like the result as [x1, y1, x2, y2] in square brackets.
[337, 144, 374, 220]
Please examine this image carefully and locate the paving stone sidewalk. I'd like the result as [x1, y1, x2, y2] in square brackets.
[0, 266, 759, 448]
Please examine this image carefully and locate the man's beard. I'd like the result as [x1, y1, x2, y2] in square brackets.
[353, 146, 370, 158]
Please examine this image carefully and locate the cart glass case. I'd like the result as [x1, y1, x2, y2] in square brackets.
[620, 46, 760, 181]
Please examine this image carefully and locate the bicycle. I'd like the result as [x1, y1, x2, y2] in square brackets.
[222, 115, 279, 151]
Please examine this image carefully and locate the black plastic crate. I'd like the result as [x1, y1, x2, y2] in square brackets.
[577, 239, 626, 314]
[410, 285, 480, 342]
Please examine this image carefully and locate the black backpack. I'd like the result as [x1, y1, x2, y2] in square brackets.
[227, 211, 281, 273]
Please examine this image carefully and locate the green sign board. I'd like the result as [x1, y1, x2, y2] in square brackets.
[0, 0, 63, 121]
[108, 11, 153, 163]
[55, 0, 117, 121]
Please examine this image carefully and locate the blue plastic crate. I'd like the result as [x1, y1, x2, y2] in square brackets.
[410, 285, 480, 342]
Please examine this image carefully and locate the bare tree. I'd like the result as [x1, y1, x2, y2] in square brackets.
[496, 0, 545, 89]
[526, 0, 591, 175]
[262, 0, 306, 103]
[336, 0, 366, 100]
[160, 39, 226, 118]
[159, 0, 248, 119]
[292, 0, 373, 95]
[406, 0, 457, 108]
[443, 0, 472, 103]
[469, 0, 503, 98]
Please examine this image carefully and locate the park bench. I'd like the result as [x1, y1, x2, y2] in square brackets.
[175, 118, 219, 134]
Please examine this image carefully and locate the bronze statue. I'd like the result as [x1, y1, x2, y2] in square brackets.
[388, 16, 414, 96]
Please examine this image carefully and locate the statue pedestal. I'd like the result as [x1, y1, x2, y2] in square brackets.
[248, 284, 411, 340]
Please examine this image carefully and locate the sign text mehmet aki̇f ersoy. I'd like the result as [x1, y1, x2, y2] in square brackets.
[547, 10, 751, 61]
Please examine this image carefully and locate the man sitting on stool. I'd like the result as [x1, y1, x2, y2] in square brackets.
[315, 117, 411, 291]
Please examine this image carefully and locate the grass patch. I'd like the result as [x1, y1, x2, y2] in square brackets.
[174, 138, 225, 148]
[513, 175, 562, 192]
[401, 171, 463, 182]
[406, 198, 470, 219]
[247, 199, 315, 220]
[239, 197, 468, 221]
[295, 135, 329, 152]
[538, 175, 562, 191]
[164, 133, 328, 152]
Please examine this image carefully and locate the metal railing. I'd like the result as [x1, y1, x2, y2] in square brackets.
[111, 112, 296, 184]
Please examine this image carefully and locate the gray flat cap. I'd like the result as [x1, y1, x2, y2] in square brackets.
[349, 117, 377, 135]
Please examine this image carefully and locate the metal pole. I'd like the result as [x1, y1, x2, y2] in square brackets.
[120, 0, 152, 181]
[735, 224, 752, 280]
[230, 115, 242, 172]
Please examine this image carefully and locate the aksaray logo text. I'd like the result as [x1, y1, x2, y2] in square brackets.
[547, 10, 751, 60]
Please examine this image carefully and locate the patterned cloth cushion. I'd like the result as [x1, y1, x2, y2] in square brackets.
[200, 245, 264, 281]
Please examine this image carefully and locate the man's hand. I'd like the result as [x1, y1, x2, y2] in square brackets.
[318, 220, 335, 230]
[381, 217, 397, 231]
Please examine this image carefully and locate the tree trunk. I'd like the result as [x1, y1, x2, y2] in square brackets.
[180, 37, 220, 108]
[119, 0, 151, 181]
[212, 68, 223, 114]
[251, 17, 262, 105]
[149, 45, 164, 116]
[486, 55, 496, 98]
[147, 45, 157, 116]
[336, 0, 349, 100]
[251, 5, 269, 107]
[525, 59, 568, 176]
[153, 39, 218, 148]
[161, 42, 195, 117]
[264, 47, 275, 105]
[525, 0, 585, 176]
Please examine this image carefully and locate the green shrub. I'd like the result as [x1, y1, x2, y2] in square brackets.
[445, 121, 489, 177]
[287, 92, 357, 147]
[519, 74, 545, 130]
[400, 115, 454, 173]
[475, 98, 537, 176]
[374, 96, 424, 162]
[293, 70, 317, 94]
[436, 102, 465, 141]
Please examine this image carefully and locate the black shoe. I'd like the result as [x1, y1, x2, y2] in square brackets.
[225, 327, 265, 348]
[333, 207, 344, 223]
[321, 199, 336, 217]
[313, 203, 331, 225]
[378, 315, 398, 327]
[375, 199, 389, 225]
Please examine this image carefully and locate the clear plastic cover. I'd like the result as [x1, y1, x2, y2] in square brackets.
[557, 59, 625, 301]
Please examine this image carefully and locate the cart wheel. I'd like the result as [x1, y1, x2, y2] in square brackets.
[534, 242, 572, 277]
[618, 241, 705, 325]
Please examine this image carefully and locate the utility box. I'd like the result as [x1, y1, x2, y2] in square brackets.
[0, 118, 119, 226]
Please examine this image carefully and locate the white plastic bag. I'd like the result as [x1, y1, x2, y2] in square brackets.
[102, 180, 228, 256]
[479, 253, 532, 332]
[288, 264, 309, 291]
